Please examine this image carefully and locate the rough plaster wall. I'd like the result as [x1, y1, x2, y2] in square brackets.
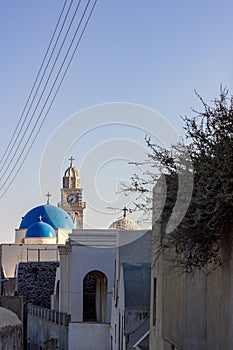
[43, 338, 57, 350]
[151, 177, 233, 350]
[27, 314, 68, 350]
[17, 262, 59, 308]
[68, 322, 110, 350]
[206, 249, 233, 350]
[185, 272, 206, 350]
[0, 324, 23, 350]
[159, 247, 233, 350]
[149, 234, 159, 350]
[161, 255, 186, 350]
[150, 176, 176, 350]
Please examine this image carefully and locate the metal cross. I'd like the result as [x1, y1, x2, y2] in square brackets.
[122, 206, 128, 218]
[39, 215, 43, 221]
[69, 156, 75, 167]
[45, 192, 52, 205]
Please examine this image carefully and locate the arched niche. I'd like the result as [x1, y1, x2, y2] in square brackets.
[83, 270, 108, 323]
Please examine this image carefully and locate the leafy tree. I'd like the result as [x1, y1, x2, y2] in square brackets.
[127, 88, 233, 271]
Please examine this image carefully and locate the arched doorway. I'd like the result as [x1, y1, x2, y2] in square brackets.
[83, 270, 107, 322]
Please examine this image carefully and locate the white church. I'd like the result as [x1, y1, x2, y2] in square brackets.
[0, 158, 151, 350]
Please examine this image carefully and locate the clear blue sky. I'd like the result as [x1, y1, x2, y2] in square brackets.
[0, 0, 233, 242]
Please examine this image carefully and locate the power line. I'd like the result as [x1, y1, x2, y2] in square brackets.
[0, 0, 98, 198]
[0, 0, 82, 180]
[0, 0, 70, 169]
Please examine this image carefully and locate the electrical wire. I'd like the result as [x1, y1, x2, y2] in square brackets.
[0, 0, 70, 168]
[0, 0, 97, 192]
[0, 0, 83, 180]
[0, 0, 98, 198]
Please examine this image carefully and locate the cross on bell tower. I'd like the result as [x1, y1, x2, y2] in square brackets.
[69, 156, 75, 167]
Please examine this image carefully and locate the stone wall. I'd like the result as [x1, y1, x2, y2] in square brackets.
[17, 262, 59, 308]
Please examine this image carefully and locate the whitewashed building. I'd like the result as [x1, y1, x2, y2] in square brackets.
[0, 158, 152, 350]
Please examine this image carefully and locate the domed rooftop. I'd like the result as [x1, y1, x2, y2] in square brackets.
[25, 221, 56, 238]
[63, 156, 80, 188]
[0, 307, 22, 328]
[64, 164, 79, 178]
[109, 216, 141, 231]
[19, 204, 74, 229]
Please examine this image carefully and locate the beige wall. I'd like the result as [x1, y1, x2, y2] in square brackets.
[151, 245, 233, 350]
[150, 183, 233, 350]
[1, 244, 59, 277]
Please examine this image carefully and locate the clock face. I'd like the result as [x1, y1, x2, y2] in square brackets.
[67, 194, 78, 204]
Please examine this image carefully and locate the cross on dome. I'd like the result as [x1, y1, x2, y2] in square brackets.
[122, 206, 133, 217]
[107, 206, 132, 218]
[108, 206, 141, 230]
[123, 206, 128, 218]
[45, 192, 52, 205]
[39, 215, 43, 221]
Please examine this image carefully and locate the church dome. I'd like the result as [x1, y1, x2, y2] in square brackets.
[19, 204, 74, 229]
[109, 217, 141, 230]
[64, 165, 79, 178]
[0, 307, 22, 328]
[25, 221, 56, 238]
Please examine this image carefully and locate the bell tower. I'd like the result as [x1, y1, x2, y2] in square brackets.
[59, 157, 86, 229]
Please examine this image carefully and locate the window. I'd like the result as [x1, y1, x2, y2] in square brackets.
[83, 272, 97, 321]
[153, 278, 157, 326]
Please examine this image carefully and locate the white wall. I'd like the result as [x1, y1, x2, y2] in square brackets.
[68, 322, 110, 350]
[59, 242, 115, 322]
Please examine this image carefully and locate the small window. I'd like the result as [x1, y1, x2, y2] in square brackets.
[153, 278, 157, 325]
[110, 335, 113, 350]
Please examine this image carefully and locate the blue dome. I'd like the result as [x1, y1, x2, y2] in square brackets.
[25, 221, 56, 238]
[20, 204, 74, 229]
